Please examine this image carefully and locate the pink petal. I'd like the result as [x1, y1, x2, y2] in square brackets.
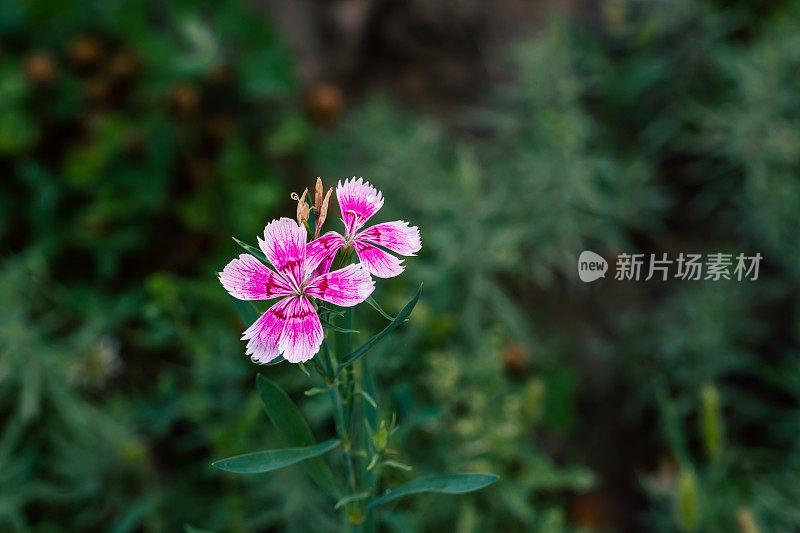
[277, 296, 323, 363]
[356, 221, 421, 256]
[305, 231, 346, 279]
[306, 264, 375, 306]
[219, 254, 293, 300]
[337, 177, 384, 235]
[242, 297, 293, 364]
[354, 241, 405, 278]
[257, 218, 307, 289]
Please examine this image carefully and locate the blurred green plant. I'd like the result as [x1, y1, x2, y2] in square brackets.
[0, 0, 319, 531]
[313, 2, 800, 531]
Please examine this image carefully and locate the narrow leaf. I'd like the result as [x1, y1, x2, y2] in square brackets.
[321, 320, 359, 334]
[233, 237, 270, 264]
[255, 354, 286, 366]
[318, 306, 345, 319]
[356, 390, 377, 409]
[184, 526, 216, 533]
[228, 296, 261, 327]
[228, 297, 285, 366]
[365, 296, 395, 321]
[338, 284, 422, 372]
[368, 473, 499, 509]
[212, 439, 340, 474]
[257, 375, 341, 497]
[334, 490, 372, 510]
[381, 460, 413, 471]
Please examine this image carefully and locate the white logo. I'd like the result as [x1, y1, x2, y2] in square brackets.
[578, 251, 608, 283]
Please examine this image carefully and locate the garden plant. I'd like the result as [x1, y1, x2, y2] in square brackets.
[214, 178, 498, 530]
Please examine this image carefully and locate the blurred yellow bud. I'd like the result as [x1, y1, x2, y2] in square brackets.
[374, 420, 389, 451]
[675, 468, 699, 532]
[521, 378, 546, 425]
[700, 383, 723, 460]
[736, 507, 760, 533]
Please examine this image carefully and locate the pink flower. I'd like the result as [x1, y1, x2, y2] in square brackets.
[220, 218, 375, 364]
[306, 178, 421, 278]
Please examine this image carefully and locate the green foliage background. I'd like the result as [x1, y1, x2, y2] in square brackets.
[2, 0, 799, 531]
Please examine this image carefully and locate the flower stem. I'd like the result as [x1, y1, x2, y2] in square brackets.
[326, 249, 368, 526]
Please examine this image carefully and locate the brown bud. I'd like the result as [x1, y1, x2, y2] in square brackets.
[315, 186, 333, 238]
[206, 115, 233, 141]
[172, 84, 199, 116]
[306, 83, 344, 126]
[503, 343, 528, 377]
[24, 51, 57, 86]
[569, 491, 611, 529]
[83, 77, 110, 104]
[291, 188, 310, 226]
[69, 36, 103, 69]
[209, 63, 233, 86]
[109, 51, 139, 81]
[314, 177, 324, 213]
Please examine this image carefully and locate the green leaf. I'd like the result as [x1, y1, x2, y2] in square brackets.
[355, 390, 377, 408]
[380, 460, 412, 471]
[232, 237, 270, 265]
[184, 525, 216, 533]
[227, 297, 285, 366]
[228, 296, 261, 327]
[338, 284, 422, 372]
[321, 320, 359, 334]
[365, 296, 396, 321]
[212, 439, 340, 474]
[334, 490, 372, 510]
[368, 473, 499, 509]
[319, 307, 345, 320]
[257, 375, 341, 497]
[257, 355, 286, 366]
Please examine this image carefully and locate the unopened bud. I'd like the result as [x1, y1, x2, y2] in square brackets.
[374, 420, 389, 451]
[316, 187, 333, 238]
[291, 188, 310, 226]
[735, 508, 760, 533]
[700, 384, 723, 460]
[314, 177, 324, 213]
[675, 468, 698, 532]
[521, 378, 545, 425]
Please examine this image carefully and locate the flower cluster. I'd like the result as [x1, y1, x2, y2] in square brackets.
[219, 178, 421, 363]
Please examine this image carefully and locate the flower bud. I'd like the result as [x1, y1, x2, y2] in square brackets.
[700, 383, 723, 460]
[171, 83, 200, 116]
[291, 188, 310, 226]
[316, 186, 333, 238]
[24, 51, 57, 86]
[374, 420, 389, 451]
[521, 378, 545, 425]
[675, 468, 698, 532]
[314, 177, 324, 213]
[736, 508, 760, 533]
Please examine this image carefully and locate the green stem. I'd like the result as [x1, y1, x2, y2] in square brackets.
[343, 309, 356, 427]
[318, 337, 355, 502]
[361, 358, 379, 533]
[326, 248, 369, 526]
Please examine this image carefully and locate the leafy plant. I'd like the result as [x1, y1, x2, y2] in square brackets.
[209, 182, 498, 531]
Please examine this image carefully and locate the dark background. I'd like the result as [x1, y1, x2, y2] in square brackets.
[2, 0, 799, 531]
